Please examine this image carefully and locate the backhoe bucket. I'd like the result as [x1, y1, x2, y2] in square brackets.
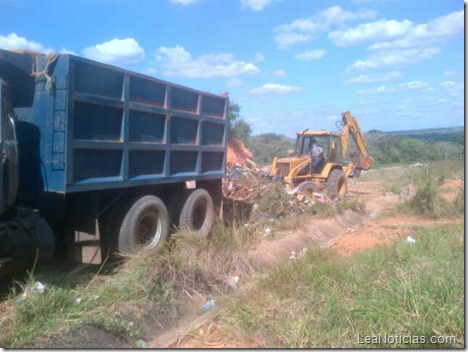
[351, 153, 374, 171]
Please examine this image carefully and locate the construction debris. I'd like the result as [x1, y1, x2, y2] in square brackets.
[223, 138, 338, 225]
[226, 138, 256, 167]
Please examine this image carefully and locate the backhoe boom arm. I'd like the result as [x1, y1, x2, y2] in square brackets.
[341, 111, 374, 171]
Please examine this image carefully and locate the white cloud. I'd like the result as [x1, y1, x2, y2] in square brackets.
[144, 67, 158, 76]
[329, 19, 412, 47]
[425, 97, 449, 105]
[443, 70, 459, 77]
[341, 11, 463, 72]
[274, 6, 376, 49]
[350, 47, 440, 70]
[441, 81, 463, 96]
[274, 32, 312, 49]
[296, 49, 326, 61]
[368, 10, 463, 51]
[357, 81, 433, 95]
[344, 71, 401, 84]
[0, 32, 51, 53]
[83, 38, 145, 65]
[155, 45, 259, 78]
[240, 0, 280, 11]
[171, 0, 200, 4]
[273, 69, 287, 77]
[253, 53, 265, 62]
[227, 78, 243, 87]
[60, 48, 76, 55]
[250, 83, 304, 95]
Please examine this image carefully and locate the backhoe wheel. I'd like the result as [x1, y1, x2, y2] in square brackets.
[179, 189, 214, 237]
[118, 195, 169, 253]
[297, 181, 321, 194]
[326, 169, 348, 198]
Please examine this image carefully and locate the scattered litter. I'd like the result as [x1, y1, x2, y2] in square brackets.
[313, 192, 326, 203]
[17, 281, 45, 303]
[201, 298, 215, 313]
[34, 281, 45, 293]
[263, 227, 272, 237]
[411, 163, 428, 168]
[368, 213, 376, 218]
[226, 275, 240, 289]
[289, 248, 309, 260]
[406, 236, 417, 244]
[135, 339, 148, 348]
[75, 297, 82, 304]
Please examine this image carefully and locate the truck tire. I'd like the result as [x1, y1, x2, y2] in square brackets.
[118, 195, 169, 253]
[35, 217, 55, 263]
[326, 169, 347, 198]
[179, 189, 214, 237]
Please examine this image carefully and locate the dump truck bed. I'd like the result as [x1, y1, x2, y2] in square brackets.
[0, 49, 227, 194]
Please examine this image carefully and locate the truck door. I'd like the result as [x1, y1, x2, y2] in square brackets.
[0, 80, 19, 213]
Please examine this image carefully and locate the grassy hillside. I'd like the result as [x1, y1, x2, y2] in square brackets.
[383, 126, 464, 143]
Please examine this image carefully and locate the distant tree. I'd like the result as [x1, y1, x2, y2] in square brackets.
[249, 133, 295, 165]
[226, 100, 252, 144]
[227, 101, 241, 137]
[233, 119, 252, 144]
[364, 131, 460, 166]
[451, 132, 465, 147]
[367, 129, 383, 134]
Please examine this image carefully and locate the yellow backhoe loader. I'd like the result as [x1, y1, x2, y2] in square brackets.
[271, 111, 374, 198]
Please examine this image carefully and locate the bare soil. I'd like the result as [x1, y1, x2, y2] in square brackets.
[159, 173, 463, 349]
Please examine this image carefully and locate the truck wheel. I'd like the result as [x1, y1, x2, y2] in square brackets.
[35, 217, 55, 263]
[326, 169, 347, 198]
[118, 195, 169, 253]
[179, 189, 214, 237]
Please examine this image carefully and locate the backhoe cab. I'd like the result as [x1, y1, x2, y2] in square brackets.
[271, 111, 374, 198]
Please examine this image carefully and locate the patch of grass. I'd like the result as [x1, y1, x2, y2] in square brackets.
[397, 176, 463, 219]
[400, 177, 443, 217]
[452, 186, 464, 214]
[307, 201, 335, 217]
[9, 277, 80, 346]
[224, 222, 464, 348]
[335, 198, 365, 214]
[361, 159, 464, 197]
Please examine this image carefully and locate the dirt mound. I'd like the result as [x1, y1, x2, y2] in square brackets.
[226, 138, 255, 167]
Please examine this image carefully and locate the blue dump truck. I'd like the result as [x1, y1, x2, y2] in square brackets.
[0, 49, 228, 276]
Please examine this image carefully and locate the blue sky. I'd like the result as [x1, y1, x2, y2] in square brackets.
[0, 0, 464, 137]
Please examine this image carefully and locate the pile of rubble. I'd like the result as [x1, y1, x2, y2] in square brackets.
[226, 138, 256, 168]
[223, 138, 335, 224]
